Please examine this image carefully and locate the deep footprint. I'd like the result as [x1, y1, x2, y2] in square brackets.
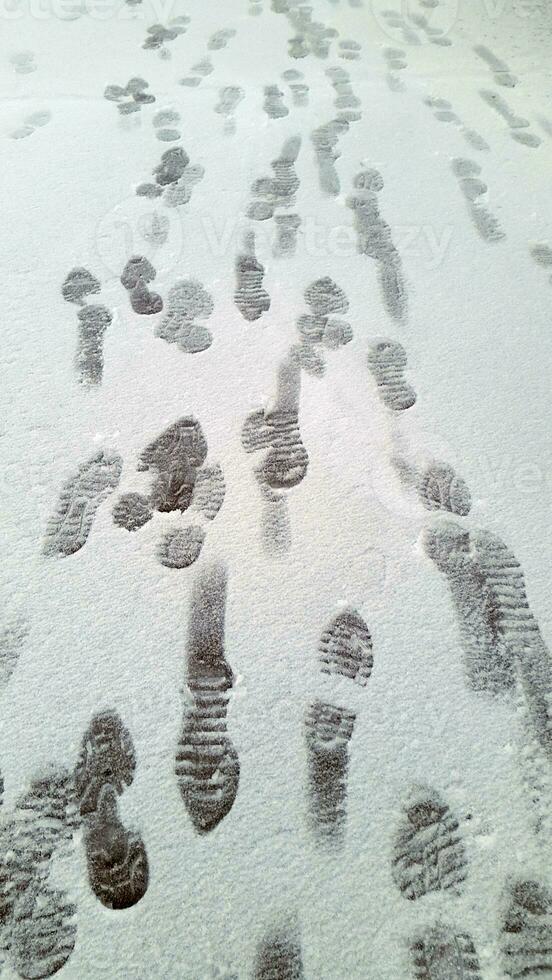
[175, 562, 240, 833]
[156, 279, 214, 352]
[418, 461, 471, 515]
[410, 924, 482, 979]
[347, 170, 408, 321]
[501, 879, 552, 979]
[392, 784, 467, 900]
[75, 711, 148, 910]
[319, 609, 373, 685]
[43, 450, 122, 557]
[367, 340, 416, 411]
[234, 232, 271, 321]
[305, 700, 355, 848]
[253, 918, 304, 980]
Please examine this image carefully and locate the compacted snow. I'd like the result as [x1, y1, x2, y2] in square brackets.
[0, 0, 551, 977]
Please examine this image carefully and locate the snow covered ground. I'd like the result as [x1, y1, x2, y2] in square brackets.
[0, 0, 551, 977]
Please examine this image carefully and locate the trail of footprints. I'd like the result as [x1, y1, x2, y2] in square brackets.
[366, 313, 552, 877]
[22, 6, 552, 975]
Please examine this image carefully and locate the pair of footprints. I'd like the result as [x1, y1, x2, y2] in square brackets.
[42, 418, 224, 569]
[121, 255, 215, 353]
[180, 567, 375, 846]
[0, 720, 146, 980]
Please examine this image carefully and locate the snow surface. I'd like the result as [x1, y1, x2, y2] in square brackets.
[0, 0, 551, 977]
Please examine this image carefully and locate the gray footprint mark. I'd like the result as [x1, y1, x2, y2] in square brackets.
[215, 86, 244, 134]
[152, 107, 181, 142]
[121, 255, 163, 315]
[143, 17, 189, 59]
[263, 84, 289, 119]
[156, 279, 214, 352]
[474, 44, 518, 88]
[290, 277, 351, 377]
[392, 784, 467, 900]
[281, 68, 309, 107]
[479, 89, 541, 147]
[175, 561, 239, 833]
[305, 700, 356, 849]
[43, 450, 122, 557]
[451, 157, 506, 242]
[113, 418, 225, 568]
[234, 232, 270, 321]
[410, 924, 483, 979]
[347, 169, 408, 321]
[367, 340, 416, 411]
[104, 77, 155, 116]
